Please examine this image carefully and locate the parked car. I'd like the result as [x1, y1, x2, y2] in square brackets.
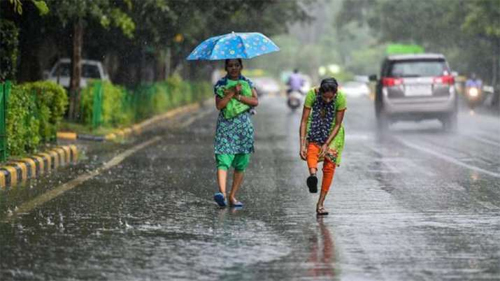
[369, 53, 458, 131]
[45, 58, 110, 89]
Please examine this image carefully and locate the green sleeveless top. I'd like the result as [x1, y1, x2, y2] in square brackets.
[304, 88, 347, 165]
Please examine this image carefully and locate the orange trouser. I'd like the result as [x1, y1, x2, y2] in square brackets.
[306, 142, 336, 193]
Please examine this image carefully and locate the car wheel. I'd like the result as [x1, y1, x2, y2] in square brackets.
[376, 112, 390, 132]
[442, 112, 457, 132]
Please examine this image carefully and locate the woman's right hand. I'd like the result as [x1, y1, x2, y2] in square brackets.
[224, 89, 235, 98]
[235, 83, 242, 94]
[300, 145, 307, 160]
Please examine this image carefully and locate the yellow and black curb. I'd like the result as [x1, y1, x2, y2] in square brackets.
[57, 103, 201, 142]
[0, 145, 78, 188]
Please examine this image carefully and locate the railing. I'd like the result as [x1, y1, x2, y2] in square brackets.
[82, 80, 211, 130]
[0, 81, 10, 162]
[91, 81, 103, 129]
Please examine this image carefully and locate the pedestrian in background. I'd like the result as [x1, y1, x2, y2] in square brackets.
[213, 59, 259, 208]
[299, 77, 346, 215]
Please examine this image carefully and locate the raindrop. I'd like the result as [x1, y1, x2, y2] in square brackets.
[125, 221, 132, 229]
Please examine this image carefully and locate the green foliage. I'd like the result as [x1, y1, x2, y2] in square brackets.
[463, 0, 500, 38]
[44, 0, 135, 37]
[79, 76, 212, 130]
[6, 86, 40, 156]
[0, 20, 19, 82]
[348, 44, 387, 75]
[100, 81, 133, 127]
[339, 0, 500, 84]
[7, 0, 49, 15]
[6, 81, 67, 156]
[248, 0, 383, 80]
[8, 0, 23, 14]
[33, 1, 49, 16]
[80, 80, 133, 129]
[23, 81, 69, 142]
[4, 81, 67, 157]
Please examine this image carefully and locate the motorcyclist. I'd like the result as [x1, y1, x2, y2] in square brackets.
[465, 73, 483, 89]
[287, 69, 305, 95]
[464, 73, 483, 110]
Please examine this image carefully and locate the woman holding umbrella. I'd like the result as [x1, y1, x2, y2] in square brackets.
[186, 32, 279, 208]
[213, 58, 259, 207]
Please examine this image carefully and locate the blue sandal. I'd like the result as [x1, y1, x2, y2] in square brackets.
[213, 192, 227, 207]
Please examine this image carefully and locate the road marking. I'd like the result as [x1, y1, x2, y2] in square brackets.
[398, 139, 500, 178]
[178, 108, 213, 128]
[2, 137, 161, 223]
[467, 135, 500, 148]
[2, 106, 210, 222]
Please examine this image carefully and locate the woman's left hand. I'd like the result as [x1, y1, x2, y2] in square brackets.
[235, 83, 242, 94]
[319, 144, 328, 158]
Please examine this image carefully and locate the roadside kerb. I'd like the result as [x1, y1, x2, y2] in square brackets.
[57, 103, 202, 142]
[0, 145, 78, 188]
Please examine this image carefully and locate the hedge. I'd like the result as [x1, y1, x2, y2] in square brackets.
[7, 81, 67, 156]
[80, 75, 212, 129]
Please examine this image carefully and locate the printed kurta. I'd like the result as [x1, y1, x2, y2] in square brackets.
[214, 76, 255, 154]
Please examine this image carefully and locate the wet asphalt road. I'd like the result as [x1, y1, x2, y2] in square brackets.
[1, 95, 500, 281]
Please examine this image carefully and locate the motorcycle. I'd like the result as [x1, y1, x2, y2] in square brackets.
[465, 86, 483, 110]
[287, 90, 303, 111]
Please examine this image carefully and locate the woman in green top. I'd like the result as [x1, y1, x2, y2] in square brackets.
[299, 77, 346, 215]
[213, 59, 259, 208]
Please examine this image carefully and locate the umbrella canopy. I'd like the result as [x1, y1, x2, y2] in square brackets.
[186, 32, 280, 60]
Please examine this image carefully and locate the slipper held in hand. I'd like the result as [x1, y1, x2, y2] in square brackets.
[213, 192, 227, 207]
[307, 175, 318, 193]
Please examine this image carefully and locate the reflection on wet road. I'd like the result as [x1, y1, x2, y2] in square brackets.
[1, 96, 499, 280]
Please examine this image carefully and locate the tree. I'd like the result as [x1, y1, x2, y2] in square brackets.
[338, 0, 500, 87]
[5, 0, 313, 89]
[43, 0, 135, 119]
[1, 0, 48, 82]
[462, 0, 500, 87]
[0, 20, 19, 82]
[7, 0, 49, 15]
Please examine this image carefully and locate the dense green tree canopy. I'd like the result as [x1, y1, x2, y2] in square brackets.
[338, 0, 500, 85]
[1, 0, 313, 84]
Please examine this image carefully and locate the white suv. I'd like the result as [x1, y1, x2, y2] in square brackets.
[45, 58, 110, 89]
[370, 54, 458, 131]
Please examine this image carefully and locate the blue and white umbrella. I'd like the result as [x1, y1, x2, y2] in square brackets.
[186, 32, 280, 60]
